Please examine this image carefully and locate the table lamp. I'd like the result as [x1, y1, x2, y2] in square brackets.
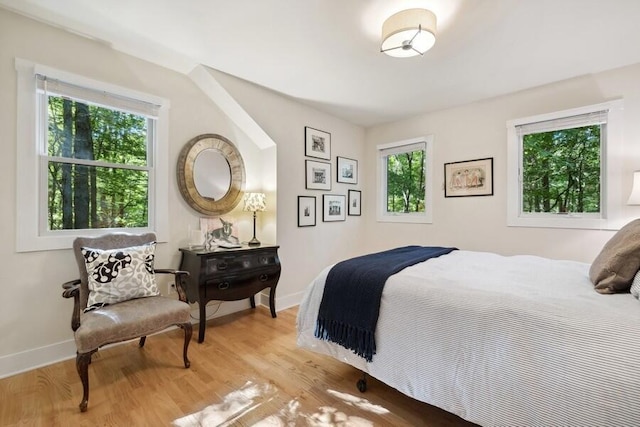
[243, 192, 266, 246]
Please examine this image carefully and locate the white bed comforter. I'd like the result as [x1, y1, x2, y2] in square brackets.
[297, 250, 640, 426]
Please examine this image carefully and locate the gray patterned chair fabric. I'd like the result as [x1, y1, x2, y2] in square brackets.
[62, 232, 192, 412]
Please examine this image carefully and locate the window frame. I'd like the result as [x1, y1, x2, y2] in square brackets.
[506, 100, 624, 230]
[376, 136, 433, 224]
[15, 58, 170, 252]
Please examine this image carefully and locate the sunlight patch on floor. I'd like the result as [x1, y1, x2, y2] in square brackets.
[172, 382, 386, 426]
[327, 390, 389, 415]
[172, 381, 277, 427]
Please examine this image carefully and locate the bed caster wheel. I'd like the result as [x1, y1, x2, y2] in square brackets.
[357, 377, 367, 392]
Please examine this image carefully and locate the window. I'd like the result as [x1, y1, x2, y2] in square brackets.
[16, 59, 170, 252]
[377, 136, 433, 223]
[507, 100, 624, 229]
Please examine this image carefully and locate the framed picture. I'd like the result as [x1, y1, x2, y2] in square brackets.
[444, 157, 494, 197]
[305, 160, 331, 191]
[199, 216, 240, 249]
[348, 190, 361, 216]
[322, 194, 346, 222]
[337, 156, 358, 184]
[305, 126, 331, 160]
[297, 196, 316, 227]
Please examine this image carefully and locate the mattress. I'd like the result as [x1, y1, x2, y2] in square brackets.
[296, 250, 640, 426]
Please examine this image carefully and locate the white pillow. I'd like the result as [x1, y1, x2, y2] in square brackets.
[631, 270, 640, 300]
[82, 242, 159, 312]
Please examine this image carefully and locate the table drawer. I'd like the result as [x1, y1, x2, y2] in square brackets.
[204, 270, 279, 300]
[204, 252, 278, 275]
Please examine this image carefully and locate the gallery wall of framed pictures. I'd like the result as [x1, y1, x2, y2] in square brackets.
[298, 126, 497, 227]
[299, 126, 361, 226]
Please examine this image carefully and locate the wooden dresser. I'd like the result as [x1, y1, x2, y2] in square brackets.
[178, 245, 281, 343]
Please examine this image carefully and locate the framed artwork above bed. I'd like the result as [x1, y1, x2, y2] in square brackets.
[444, 157, 494, 197]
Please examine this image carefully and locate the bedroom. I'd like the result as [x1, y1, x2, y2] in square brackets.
[1, 1, 640, 425]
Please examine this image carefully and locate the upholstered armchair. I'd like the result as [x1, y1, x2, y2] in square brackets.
[61, 232, 192, 412]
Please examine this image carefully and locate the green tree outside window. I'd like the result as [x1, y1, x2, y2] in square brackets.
[385, 149, 426, 213]
[521, 125, 601, 214]
[46, 96, 150, 230]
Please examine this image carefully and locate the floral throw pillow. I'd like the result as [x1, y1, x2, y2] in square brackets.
[82, 242, 159, 312]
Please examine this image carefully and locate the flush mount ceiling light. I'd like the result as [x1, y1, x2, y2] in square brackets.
[381, 8, 437, 58]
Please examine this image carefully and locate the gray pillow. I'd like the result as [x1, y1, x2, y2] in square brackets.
[589, 219, 640, 294]
[631, 270, 640, 299]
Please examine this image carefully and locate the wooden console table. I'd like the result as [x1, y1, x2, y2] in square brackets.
[178, 245, 281, 343]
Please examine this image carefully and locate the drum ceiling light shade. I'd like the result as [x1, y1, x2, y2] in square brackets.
[381, 8, 437, 58]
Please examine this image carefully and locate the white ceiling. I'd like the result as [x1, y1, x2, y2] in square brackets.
[3, 0, 640, 127]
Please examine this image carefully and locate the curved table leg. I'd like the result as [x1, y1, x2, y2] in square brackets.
[269, 286, 277, 318]
[198, 300, 206, 343]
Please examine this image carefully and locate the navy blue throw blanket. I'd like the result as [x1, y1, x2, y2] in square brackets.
[315, 246, 457, 362]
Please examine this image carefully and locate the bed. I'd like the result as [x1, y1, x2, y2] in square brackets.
[297, 248, 640, 426]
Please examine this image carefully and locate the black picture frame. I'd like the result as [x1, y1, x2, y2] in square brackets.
[297, 196, 316, 227]
[348, 190, 361, 216]
[305, 159, 331, 191]
[322, 194, 346, 222]
[337, 156, 358, 184]
[444, 157, 494, 197]
[305, 126, 331, 160]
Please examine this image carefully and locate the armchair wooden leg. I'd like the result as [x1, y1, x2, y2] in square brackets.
[181, 322, 192, 368]
[76, 350, 96, 412]
[139, 336, 146, 347]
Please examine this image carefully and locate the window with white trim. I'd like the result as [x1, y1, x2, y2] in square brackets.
[507, 100, 624, 229]
[15, 59, 170, 252]
[377, 136, 433, 223]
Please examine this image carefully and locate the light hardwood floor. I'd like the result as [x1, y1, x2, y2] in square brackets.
[0, 306, 476, 426]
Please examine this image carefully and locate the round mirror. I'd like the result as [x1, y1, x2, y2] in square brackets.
[193, 149, 231, 201]
[177, 134, 246, 216]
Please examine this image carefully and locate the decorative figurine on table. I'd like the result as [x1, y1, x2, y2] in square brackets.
[202, 217, 240, 249]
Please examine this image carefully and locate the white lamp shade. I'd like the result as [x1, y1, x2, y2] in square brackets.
[243, 192, 266, 212]
[381, 8, 437, 58]
[628, 171, 640, 205]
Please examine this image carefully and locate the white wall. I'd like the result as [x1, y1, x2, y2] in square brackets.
[0, 9, 366, 376]
[209, 70, 367, 303]
[363, 64, 640, 263]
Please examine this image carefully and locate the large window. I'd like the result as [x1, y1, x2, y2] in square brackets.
[507, 100, 624, 229]
[16, 59, 170, 252]
[377, 136, 433, 223]
[43, 79, 152, 231]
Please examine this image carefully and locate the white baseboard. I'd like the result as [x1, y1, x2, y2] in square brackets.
[0, 293, 304, 379]
[0, 339, 77, 379]
[259, 290, 305, 311]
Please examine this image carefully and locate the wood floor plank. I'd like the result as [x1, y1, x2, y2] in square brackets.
[0, 306, 476, 426]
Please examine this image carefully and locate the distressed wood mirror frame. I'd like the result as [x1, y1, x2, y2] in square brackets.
[177, 134, 246, 216]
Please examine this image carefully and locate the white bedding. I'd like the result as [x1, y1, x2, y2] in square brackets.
[296, 250, 640, 426]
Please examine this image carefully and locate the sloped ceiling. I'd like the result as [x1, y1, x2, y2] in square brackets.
[2, 0, 640, 127]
